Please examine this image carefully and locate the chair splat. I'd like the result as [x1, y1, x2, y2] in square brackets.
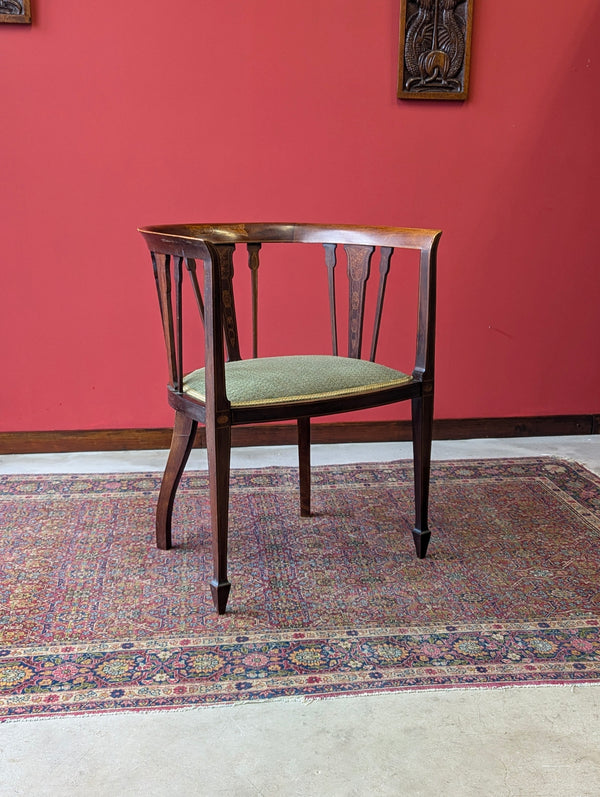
[323, 244, 338, 356]
[369, 246, 393, 363]
[168, 244, 263, 368]
[174, 255, 184, 392]
[184, 258, 205, 324]
[345, 244, 375, 359]
[213, 244, 241, 362]
[247, 243, 261, 358]
[151, 252, 178, 390]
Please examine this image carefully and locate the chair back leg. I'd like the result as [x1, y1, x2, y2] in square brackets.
[298, 417, 311, 517]
[157, 412, 197, 550]
[411, 392, 434, 558]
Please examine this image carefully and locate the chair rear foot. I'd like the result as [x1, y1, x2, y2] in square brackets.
[412, 529, 431, 559]
[210, 580, 232, 614]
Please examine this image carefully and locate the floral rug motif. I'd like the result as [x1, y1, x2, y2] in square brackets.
[1, 457, 599, 720]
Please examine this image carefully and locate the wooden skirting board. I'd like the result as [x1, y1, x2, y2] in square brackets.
[0, 415, 598, 455]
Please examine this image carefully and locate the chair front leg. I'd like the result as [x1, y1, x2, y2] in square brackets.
[411, 390, 434, 558]
[157, 412, 198, 550]
[206, 416, 232, 614]
[298, 417, 311, 517]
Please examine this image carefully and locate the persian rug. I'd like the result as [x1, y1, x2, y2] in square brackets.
[1, 457, 599, 721]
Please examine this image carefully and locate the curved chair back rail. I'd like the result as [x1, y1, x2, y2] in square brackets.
[138, 222, 442, 614]
[139, 221, 440, 248]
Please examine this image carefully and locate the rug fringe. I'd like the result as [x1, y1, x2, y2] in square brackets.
[4, 681, 600, 724]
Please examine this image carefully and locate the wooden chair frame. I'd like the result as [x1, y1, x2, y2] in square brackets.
[138, 223, 442, 614]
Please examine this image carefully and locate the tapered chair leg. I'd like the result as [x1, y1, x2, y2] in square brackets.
[411, 391, 434, 559]
[298, 417, 311, 517]
[206, 418, 232, 614]
[156, 412, 198, 550]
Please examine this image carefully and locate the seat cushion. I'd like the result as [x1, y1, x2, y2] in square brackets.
[182, 355, 411, 407]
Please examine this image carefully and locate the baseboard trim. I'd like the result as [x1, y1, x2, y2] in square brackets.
[0, 415, 597, 455]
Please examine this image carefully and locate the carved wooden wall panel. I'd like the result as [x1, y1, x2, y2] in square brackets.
[398, 0, 473, 101]
[0, 0, 31, 24]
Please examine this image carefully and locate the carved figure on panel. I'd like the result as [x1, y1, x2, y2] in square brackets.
[0, 0, 24, 12]
[398, 0, 473, 100]
[0, 0, 31, 23]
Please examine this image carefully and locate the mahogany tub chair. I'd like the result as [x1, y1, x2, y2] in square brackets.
[138, 223, 442, 614]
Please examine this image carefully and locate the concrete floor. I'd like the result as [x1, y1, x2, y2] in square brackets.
[1, 436, 599, 796]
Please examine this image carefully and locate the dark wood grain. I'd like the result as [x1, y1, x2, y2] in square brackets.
[345, 244, 374, 359]
[298, 417, 311, 517]
[214, 244, 241, 362]
[370, 247, 393, 362]
[185, 258, 205, 323]
[152, 253, 178, 387]
[323, 244, 338, 356]
[247, 243, 261, 359]
[156, 412, 197, 549]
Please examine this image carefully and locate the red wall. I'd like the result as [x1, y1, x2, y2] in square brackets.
[2, 1, 599, 432]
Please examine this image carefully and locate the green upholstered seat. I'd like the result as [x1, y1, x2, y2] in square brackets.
[183, 355, 412, 408]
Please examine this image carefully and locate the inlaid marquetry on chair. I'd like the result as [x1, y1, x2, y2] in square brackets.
[138, 223, 442, 614]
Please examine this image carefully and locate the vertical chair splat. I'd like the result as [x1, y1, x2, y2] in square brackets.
[185, 258, 205, 324]
[345, 244, 375, 359]
[369, 247, 393, 362]
[247, 243, 261, 358]
[174, 256, 184, 392]
[214, 244, 241, 362]
[323, 244, 338, 356]
[151, 252, 178, 388]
